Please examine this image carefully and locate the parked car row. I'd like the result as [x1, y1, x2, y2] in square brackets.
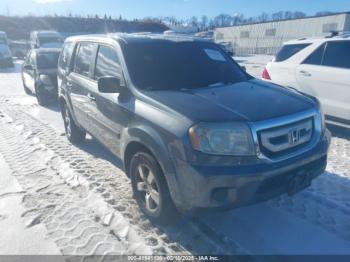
[16, 32, 334, 223]
[0, 31, 14, 67]
[21, 48, 61, 105]
[263, 33, 350, 128]
[0, 30, 64, 69]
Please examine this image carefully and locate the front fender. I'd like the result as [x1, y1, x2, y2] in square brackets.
[121, 125, 184, 207]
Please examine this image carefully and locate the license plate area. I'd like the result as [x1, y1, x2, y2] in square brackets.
[287, 171, 312, 196]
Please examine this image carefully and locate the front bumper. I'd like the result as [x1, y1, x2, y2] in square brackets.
[171, 129, 331, 210]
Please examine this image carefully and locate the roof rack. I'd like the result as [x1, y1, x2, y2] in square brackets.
[326, 30, 350, 38]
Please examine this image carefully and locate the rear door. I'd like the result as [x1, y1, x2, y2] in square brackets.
[22, 51, 36, 92]
[67, 42, 97, 131]
[297, 41, 350, 121]
[88, 44, 129, 157]
[268, 43, 310, 87]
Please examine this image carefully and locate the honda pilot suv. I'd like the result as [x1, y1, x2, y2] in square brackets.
[58, 33, 331, 222]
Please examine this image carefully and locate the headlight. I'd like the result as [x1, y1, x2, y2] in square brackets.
[318, 102, 326, 133]
[189, 122, 255, 156]
[39, 74, 53, 86]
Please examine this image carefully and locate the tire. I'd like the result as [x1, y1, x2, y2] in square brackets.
[62, 103, 86, 144]
[35, 85, 49, 106]
[130, 151, 179, 223]
[22, 79, 31, 95]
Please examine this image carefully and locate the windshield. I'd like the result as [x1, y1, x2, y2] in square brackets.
[37, 52, 60, 69]
[122, 41, 248, 91]
[39, 37, 63, 46]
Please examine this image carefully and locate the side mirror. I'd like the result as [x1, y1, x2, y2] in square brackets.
[24, 64, 33, 70]
[98, 76, 122, 94]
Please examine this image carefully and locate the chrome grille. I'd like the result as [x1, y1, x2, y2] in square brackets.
[258, 118, 314, 157]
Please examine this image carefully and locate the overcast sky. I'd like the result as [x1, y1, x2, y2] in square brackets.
[0, 0, 349, 19]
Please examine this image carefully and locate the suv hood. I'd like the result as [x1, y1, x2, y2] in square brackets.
[145, 79, 316, 123]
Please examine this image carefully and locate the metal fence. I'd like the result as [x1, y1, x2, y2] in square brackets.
[228, 36, 300, 56]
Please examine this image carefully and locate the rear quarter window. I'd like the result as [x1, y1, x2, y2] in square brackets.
[275, 43, 310, 62]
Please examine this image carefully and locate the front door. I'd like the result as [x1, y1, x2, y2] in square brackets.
[88, 44, 131, 157]
[296, 41, 350, 121]
[68, 42, 97, 131]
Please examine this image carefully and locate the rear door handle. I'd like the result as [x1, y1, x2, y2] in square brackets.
[300, 70, 311, 77]
[87, 93, 96, 101]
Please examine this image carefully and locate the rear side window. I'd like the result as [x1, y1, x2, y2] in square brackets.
[303, 44, 326, 65]
[94, 45, 121, 80]
[74, 42, 96, 78]
[58, 42, 74, 71]
[323, 41, 350, 69]
[275, 44, 310, 62]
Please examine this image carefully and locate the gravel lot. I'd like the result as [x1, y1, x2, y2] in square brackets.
[0, 59, 349, 257]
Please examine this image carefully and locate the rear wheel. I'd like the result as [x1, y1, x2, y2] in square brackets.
[130, 151, 178, 223]
[62, 103, 86, 144]
[22, 79, 31, 95]
[35, 85, 49, 106]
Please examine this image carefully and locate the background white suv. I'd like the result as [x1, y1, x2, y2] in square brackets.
[263, 34, 350, 127]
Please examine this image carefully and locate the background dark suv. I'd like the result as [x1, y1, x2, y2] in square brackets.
[58, 33, 330, 222]
[22, 48, 61, 105]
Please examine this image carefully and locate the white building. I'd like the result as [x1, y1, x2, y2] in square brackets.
[215, 12, 350, 55]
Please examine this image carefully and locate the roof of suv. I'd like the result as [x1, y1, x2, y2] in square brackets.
[284, 33, 350, 45]
[65, 33, 211, 44]
[32, 48, 62, 54]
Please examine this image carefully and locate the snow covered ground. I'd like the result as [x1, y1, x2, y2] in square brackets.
[0, 59, 349, 258]
[234, 55, 274, 78]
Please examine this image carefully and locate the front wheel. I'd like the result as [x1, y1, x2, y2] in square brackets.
[130, 151, 178, 223]
[22, 78, 31, 95]
[35, 85, 49, 106]
[62, 103, 86, 144]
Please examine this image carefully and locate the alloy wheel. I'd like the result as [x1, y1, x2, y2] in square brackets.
[136, 164, 160, 213]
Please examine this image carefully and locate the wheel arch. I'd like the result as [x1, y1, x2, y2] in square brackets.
[121, 127, 181, 206]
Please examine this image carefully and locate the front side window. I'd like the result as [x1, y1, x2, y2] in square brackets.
[74, 42, 96, 78]
[95, 45, 121, 80]
[322, 41, 350, 69]
[37, 52, 60, 69]
[122, 41, 248, 91]
[275, 43, 310, 62]
[303, 44, 326, 65]
[58, 42, 74, 71]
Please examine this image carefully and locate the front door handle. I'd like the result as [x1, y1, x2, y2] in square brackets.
[87, 93, 96, 101]
[300, 70, 311, 77]
[66, 81, 73, 88]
